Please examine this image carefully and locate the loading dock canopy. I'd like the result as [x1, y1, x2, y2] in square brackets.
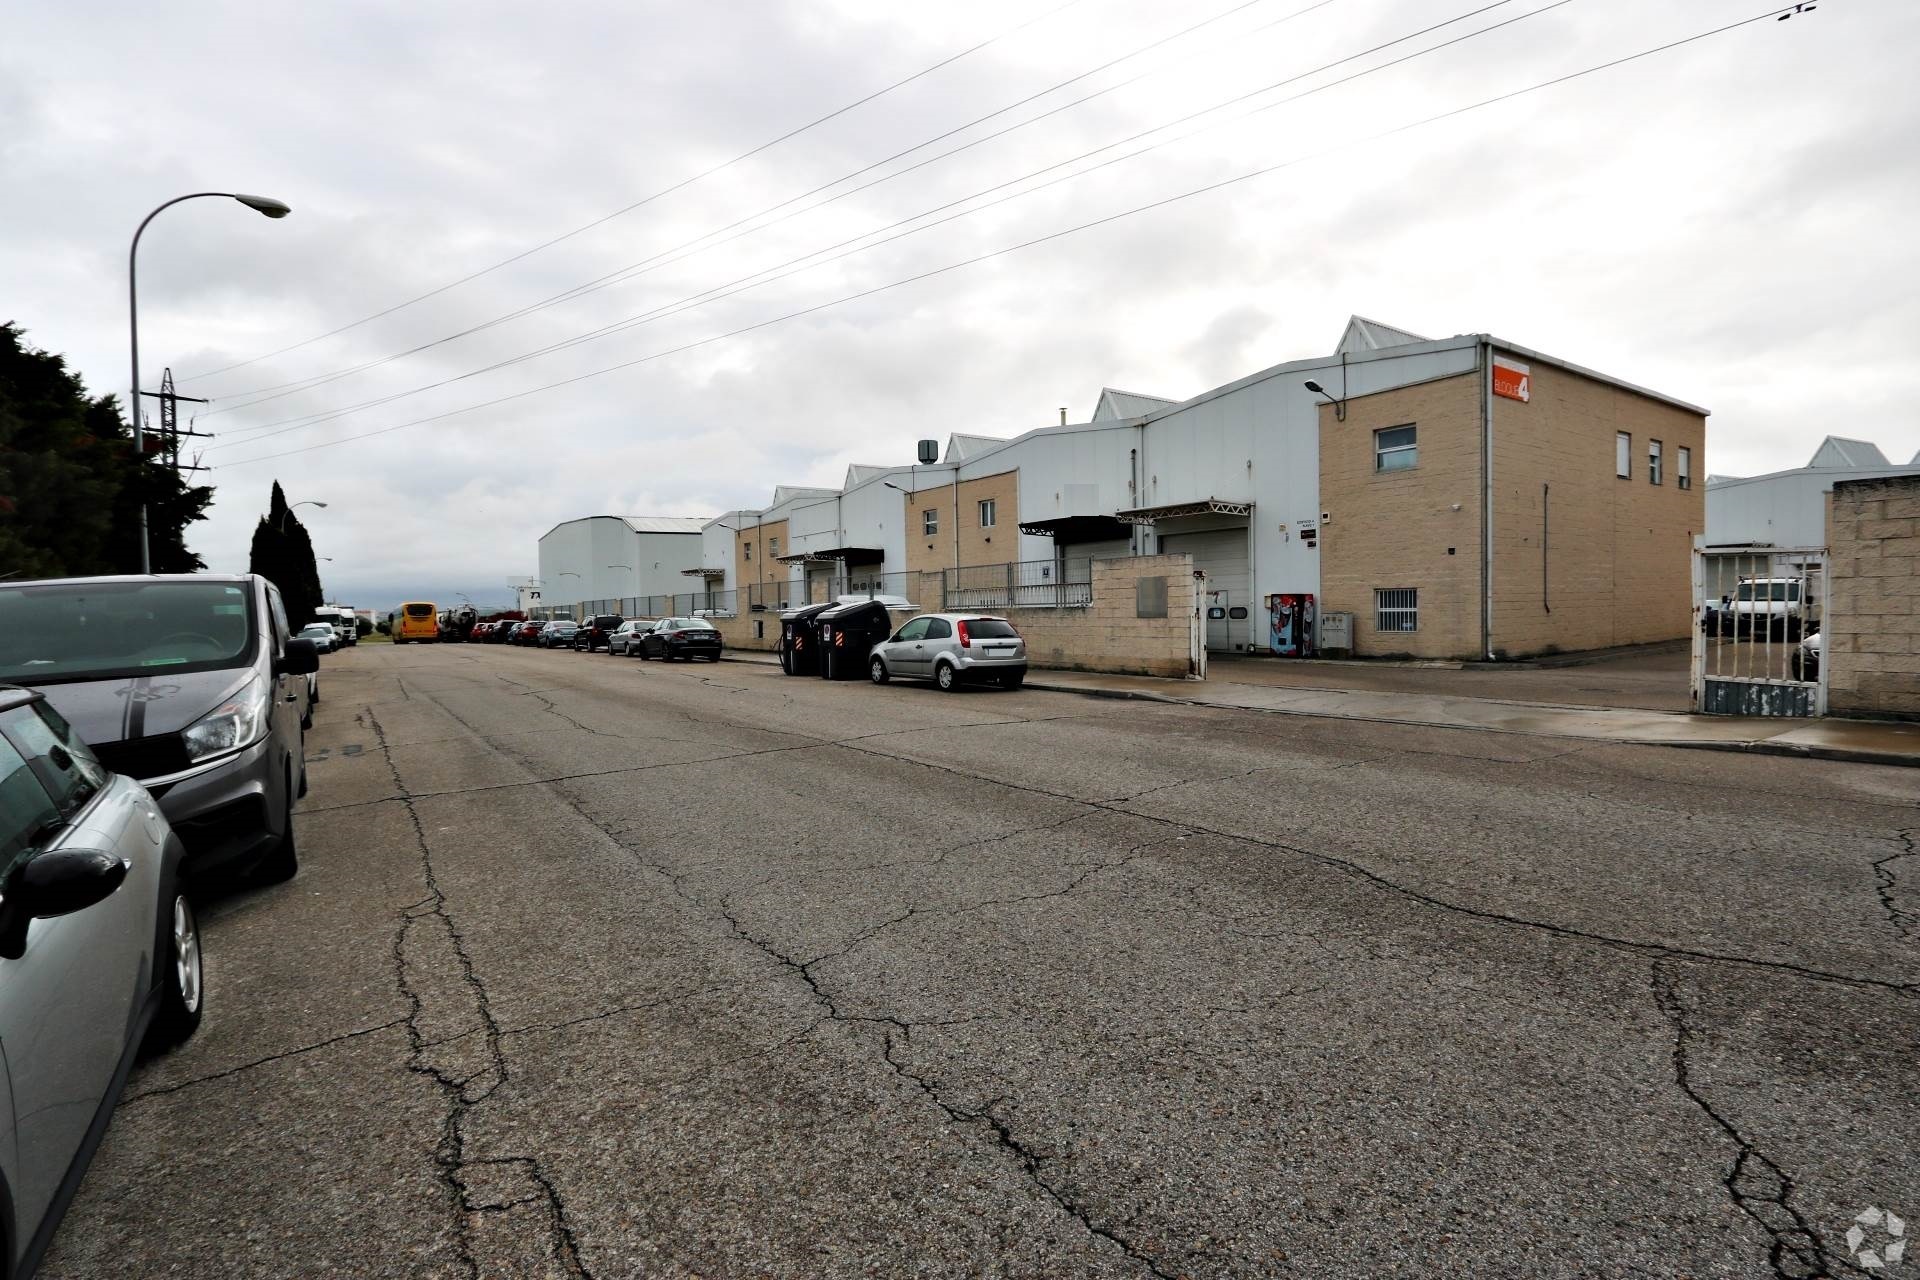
[681, 567, 726, 577]
[1114, 498, 1253, 525]
[1017, 514, 1133, 542]
[775, 546, 885, 566]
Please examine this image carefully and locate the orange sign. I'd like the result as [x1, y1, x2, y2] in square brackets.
[1493, 356, 1531, 403]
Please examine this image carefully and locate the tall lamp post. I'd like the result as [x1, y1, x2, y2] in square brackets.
[130, 191, 291, 573]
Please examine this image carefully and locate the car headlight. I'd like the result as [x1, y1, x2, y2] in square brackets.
[181, 673, 271, 763]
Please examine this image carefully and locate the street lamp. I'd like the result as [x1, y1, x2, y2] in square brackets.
[607, 564, 636, 606]
[277, 499, 327, 531]
[129, 191, 292, 573]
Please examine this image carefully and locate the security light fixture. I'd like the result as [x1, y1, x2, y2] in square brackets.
[1304, 379, 1347, 421]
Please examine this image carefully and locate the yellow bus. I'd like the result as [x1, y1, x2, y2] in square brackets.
[393, 601, 439, 644]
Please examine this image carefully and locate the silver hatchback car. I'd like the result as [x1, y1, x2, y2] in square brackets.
[868, 613, 1027, 691]
[0, 686, 203, 1277]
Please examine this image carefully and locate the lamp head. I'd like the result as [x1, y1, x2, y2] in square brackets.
[235, 193, 292, 219]
[1303, 380, 1327, 396]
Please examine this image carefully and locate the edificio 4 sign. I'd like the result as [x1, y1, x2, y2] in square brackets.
[1493, 356, 1531, 403]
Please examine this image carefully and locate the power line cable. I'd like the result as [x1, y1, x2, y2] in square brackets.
[210, 0, 1530, 448]
[203, 0, 1323, 413]
[175, 0, 1091, 383]
[215, 3, 1802, 471]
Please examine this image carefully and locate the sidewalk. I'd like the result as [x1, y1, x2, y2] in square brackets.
[722, 650, 1920, 767]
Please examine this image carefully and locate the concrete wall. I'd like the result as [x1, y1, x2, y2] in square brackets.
[1488, 356, 1706, 656]
[1826, 474, 1920, 719]
[1001, 553, 1198, 678]
[1317, 372, 1485, 659]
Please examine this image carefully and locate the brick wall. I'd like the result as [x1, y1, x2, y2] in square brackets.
[735, 519, 789, 602]
[1318, 373, 1484, 659]
[1826, 474, 1920, 719]
[1315, 356, 1705, 661]
[1002, 553, 1198, 678]
[902, 470, 1020, 575]
[1488, 357, 1704, 656]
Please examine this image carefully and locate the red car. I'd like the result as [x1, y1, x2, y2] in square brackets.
[511, 621, 543, 645]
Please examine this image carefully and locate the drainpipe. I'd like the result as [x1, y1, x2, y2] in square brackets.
[1481, 338, 1495, 661]
[1129, 446, 1139, 555]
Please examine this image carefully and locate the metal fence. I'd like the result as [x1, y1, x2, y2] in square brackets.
[1691, 545, 1827, 715]
[943, 558, 1091, 610]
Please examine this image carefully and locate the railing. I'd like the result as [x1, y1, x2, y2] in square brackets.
[942, 558, 1090, 610]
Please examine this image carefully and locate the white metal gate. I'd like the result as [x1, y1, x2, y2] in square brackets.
[1160, 528, 1250, 651]
[1691, 544, 1828, 716]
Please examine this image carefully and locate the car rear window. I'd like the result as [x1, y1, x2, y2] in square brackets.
[969, 619, 1018, 638]
[0, 580, 258, 684]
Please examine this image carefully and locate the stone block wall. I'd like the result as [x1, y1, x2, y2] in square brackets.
[1826, 475, 1920, 719]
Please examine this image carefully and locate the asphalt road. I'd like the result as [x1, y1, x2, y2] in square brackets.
[42, 643, 1920, 1279]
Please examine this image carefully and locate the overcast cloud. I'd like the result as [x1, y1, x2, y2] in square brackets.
[5, 0, 1916, 610]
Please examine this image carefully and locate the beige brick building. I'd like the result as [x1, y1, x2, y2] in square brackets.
[1319, 350, 1706, 660]
[899, 470, 1020, 576]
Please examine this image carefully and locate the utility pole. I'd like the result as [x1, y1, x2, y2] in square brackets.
[140, 368, 213, 471]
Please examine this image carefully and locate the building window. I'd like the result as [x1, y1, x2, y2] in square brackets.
[923, 508, 939, 536]
[1374, 425, 1417, 472]
[744, 543, 751, 561]
[1616, 432, 1632, 478]
[768, 536, 780, 557]
[1677, 445, 1692, 490]
[1375, 588, 1418, 633]
[1649, 439, 1663, 485]
[978, 498, 996, 528]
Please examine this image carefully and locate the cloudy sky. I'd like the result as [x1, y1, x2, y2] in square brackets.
[6, 0, 1915, 611]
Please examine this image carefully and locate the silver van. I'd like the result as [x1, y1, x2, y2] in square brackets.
[0, 575, 321, 884]
[868, 613, 1027, 691]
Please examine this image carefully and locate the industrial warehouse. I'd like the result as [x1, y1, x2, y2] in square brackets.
[535, 316, 1709, 665]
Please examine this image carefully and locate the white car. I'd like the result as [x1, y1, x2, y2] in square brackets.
[1719, 577, 1810, 640]
[1792, 631, 1822, 682]
[296, 623, 336, 654]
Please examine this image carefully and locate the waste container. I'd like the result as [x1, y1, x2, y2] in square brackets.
[816, 599, 894, 681]
[778, 602, 835, 676]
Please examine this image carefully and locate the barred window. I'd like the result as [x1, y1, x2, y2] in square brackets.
[1375, 588, 1418, 633]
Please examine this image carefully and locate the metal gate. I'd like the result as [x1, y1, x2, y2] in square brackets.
[1691, 545, 1828, 716]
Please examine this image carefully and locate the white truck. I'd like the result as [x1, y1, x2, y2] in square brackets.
[1714, 577, 1815, 642]
[313, 605, 359, 647]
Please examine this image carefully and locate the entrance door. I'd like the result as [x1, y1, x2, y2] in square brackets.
[1160, 528, 1251, 652]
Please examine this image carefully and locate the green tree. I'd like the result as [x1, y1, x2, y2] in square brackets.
[247, 481, 324, 627]
[0, 322, 211, 577]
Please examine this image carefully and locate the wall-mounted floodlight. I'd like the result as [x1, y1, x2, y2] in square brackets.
[1303, 379, 1347, 422]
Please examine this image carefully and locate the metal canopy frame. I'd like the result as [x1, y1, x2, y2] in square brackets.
[1017, 514, 1134, 541]
[776, 546, 886, 567]
[1113, 498, 1253, 525]
[680, 567, 726, 578]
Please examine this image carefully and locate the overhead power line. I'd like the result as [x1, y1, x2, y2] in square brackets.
[215, 3, 1804, 472]
[202, 0, 1328, 415]
[210, 0, 1530, 450]
[175, 0, 1091, 384]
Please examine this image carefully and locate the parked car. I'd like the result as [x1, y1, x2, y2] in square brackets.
[574, 615, 625, 653]
[536, 621, 580, 649]
[635, 618, 723, 662]
[297, 622, 336, 654]
[0, 685, 206, 1280]
[1792, 630, 1823, 682]
[607, 620, 650, 655]
[489, 620, 522, 644]
[1718, 577, 1810, 640]
[510, 621, 544, 646]
[0, 574, 320, 883]
[869, 613, 1026, 691]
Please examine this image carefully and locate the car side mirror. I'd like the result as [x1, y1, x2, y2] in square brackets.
[0, 848, 129, 959]
[280, 638, 321, 676]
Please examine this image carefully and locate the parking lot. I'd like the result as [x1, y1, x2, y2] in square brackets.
[43, 641, 1919, 1278]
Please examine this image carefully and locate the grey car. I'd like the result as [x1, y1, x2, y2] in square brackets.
[868, 613, 1027, 691]
[0, 575, 321, 885]
[0, 685, 203, 1279]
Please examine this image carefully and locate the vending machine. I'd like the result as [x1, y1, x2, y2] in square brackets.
[1267, 593, 1316, 658]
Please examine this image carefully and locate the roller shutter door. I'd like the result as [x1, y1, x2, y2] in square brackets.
[1159, 528, 1251, 651]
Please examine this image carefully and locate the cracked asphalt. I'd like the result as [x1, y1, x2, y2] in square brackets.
[40, 643, 1920, 1279]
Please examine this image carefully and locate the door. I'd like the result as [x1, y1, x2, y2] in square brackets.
[1159, 528, 1251, 652]
[0, 708, 145, 1233]
[886, 617, 933, 677]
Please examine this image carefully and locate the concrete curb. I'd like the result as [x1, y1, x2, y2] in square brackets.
[723, 653, 1918, 770]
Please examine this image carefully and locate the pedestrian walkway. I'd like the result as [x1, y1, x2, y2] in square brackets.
[724, 650, 1920, 767]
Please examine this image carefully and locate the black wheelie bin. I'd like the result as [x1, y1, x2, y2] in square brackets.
[778, 602, 835, 676]
[817, 599, 894, 681]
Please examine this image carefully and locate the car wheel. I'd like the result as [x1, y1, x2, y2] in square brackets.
[999, 671, 1024, 690]
[254, 773, 300, 884]
[870, 657, 890, 684]
[639, 647, 652, 660]
[936, 662, 959, 692]
[142, 889, 204, 1055]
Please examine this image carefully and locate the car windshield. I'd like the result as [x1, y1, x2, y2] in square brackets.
[1736, 582, 1798, 602]
[300, 625, 332, 637]
[0, 580, 257, 684]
